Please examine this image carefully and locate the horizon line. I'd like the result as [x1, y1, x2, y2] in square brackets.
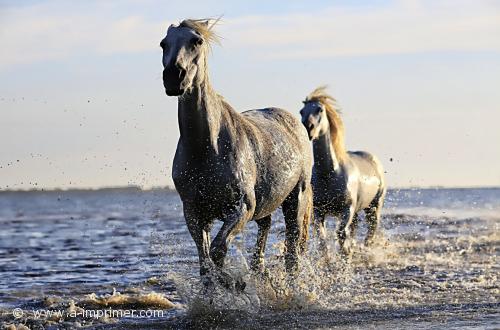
[1, 184, 499, 194]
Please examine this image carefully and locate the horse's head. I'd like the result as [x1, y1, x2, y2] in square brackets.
[160, 19, 215, 96]
[300, 100, 328, 140]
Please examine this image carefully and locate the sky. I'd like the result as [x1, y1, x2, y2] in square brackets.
[0, 0, 499, 190]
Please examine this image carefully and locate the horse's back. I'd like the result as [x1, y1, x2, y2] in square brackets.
[348, 151, 383, 176]
[240, 107, 312, 218]
[241, 107, 310, 159]
[242, 108, 307, 140]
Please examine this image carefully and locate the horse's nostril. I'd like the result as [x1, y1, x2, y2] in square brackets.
[174, 63, 186, 79]
[179, 69, 186, 79]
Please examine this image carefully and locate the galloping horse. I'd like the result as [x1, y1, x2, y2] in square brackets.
[160, 19, 312, 290]
[299, 87, 386, 257]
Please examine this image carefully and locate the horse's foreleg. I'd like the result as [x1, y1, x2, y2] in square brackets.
[210, 197, 253, 268]
[184, 206, 213, 277]
[349, 213, 360, 239]
[210, 206, 250, 269]
[250, 215, 272, 272]
[209, 200, 251, 290]
[313, 209, 328, 258]
[337, 205, 355, 257]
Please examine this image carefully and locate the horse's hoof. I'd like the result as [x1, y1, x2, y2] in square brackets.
[235, 278, 246, 292]
[339, 250, 353, 266]
[253, 265, 272, 283]
[222, 275, 246, 292]
[250, 261, 266, 275]
[364, 238, 375, 247]
[221, 275, 246, 292]
[201, 275, 217, 291]
[320, 255, 333, 267]
[214, 270, 240, 291]
[339, 241, 353, 258]
[340, 250, 352, 259]
[250, 260, 264, 273]
[202, 269, 246, 292]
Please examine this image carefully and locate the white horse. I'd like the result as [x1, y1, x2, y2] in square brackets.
[161, 19, 313, 290]
[299, 87, 386, 257]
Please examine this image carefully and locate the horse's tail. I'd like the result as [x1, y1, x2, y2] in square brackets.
[299, 182, 313, 253]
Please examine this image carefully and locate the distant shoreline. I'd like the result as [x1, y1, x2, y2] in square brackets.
[0, 185, 498, 194]
[0, 186, 177, 194]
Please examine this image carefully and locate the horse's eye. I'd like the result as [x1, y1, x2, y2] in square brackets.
[318, 107, 324, 113]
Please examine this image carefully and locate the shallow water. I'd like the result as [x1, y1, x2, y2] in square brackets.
[0, 187, 498, 329]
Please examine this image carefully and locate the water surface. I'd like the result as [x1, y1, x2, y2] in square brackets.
[0, 188, 498, 329]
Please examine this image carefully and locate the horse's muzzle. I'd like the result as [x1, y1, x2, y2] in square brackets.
[165, 87, 185, 97]
[163, 65, 186, 96]
[302, 121, 314, 140]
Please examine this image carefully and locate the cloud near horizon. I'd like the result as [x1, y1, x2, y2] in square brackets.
[1, 0, 499, 70]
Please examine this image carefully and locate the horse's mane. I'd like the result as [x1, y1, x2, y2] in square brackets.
[179, 18, 221, 46]
[305, 86, 347, 161]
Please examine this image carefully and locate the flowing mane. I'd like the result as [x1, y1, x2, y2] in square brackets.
[305, 86, 347, 161]
[179, 18, 221, 46]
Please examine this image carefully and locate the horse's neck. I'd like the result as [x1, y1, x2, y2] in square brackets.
[177, 72, 224, 155]
[313, 132, 341, 175]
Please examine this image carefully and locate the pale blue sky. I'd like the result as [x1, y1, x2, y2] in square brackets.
[1, 0, 499, 189]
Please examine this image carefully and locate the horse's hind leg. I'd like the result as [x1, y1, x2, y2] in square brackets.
[282, 179, 310, 273]
[364, 189, 386, 246]
[250, 215, 272, 272]
[313, 209, 328, 258]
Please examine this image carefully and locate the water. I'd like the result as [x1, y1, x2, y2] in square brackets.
[0, 187, 498, 329]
